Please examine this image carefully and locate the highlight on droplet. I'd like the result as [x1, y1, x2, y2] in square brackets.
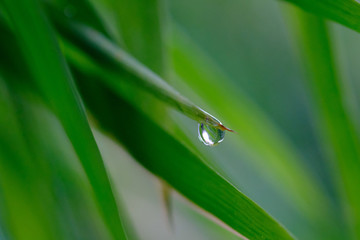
[198, 123, 225, 146]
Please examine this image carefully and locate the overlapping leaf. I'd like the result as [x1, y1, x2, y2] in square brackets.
[287, 7, 360, 239]
[1, 0, 127, 239]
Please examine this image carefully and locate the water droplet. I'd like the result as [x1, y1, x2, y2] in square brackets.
[198, 123, 225, 146]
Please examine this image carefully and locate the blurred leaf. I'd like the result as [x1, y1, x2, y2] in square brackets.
[287, 7, 360, 239]
[50, 17, 295, 238]
[48, 10, 232, 131]
[0, 77, 51, 240]
[1, 0, 127, 239]
[0, 70, 117, 239]
[91, 0, 173, 229]
[87, 0, 166, 75]
[85, 0, 171, 129]
[279, 0, 360, 33]
[168, 26, 339, 237]
[47, 0, 109, 37]
[72, 63, 294, 240]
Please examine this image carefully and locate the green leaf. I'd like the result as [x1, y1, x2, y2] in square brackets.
[72, 64, 294, 240]
[88, 0, 166, 75]
[48, 9, 232, 132]
[279, 0, 360, 33]
[1, 0, 127, 239]
[53, 17, 294, 238]
[0, 76, 53, 240]
[168, 26, 339, 237]
[0, 75, 111, 239]
[286, 7, 360, 239]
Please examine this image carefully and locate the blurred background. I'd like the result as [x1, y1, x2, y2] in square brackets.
[1, 0, 360, 239]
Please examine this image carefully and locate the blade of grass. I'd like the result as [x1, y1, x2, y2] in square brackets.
[47, 0, 109, 37]
[17, 90, 114, 240]
[168, 26, 340, 238]
[0, 54, 123, 238]
[1, 0, 127, 239]
[0, 76, 60, 240]
[48, 9, 335, 237]
[70, 60, 294, 240]
[91, 0, 175, 229]
[87, 0, 166, 75]
[51, 23, 296, 239]
[85, 0, 171, 125]
[85, 0, 168, 236]
[46, 7, 337, 236]
[278, 0, 360, 33]
[46, 8, 232, 132]
[286, 7, 360, 239]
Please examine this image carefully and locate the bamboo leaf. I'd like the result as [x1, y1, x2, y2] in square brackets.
[286, 7, 360, 239]
[1, 0, 127, 239]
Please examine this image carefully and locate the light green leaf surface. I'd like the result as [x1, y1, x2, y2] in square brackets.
[47, 14, 295, 237]
[287, 7, 360, 239]
[0, 77, 55, 240]
[48, 9, 232, 131]
[70, 56, 294, 240]
[279, 0, 360, 33]
[88, 0, 166, 75]
[1, 0, 127, 239]
[168, 27, 338, 236]
[0, 75, 111, 239]
[2, 0, 358, 239]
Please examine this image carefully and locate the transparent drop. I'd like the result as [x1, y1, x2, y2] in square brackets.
[198, 123, 225, 146]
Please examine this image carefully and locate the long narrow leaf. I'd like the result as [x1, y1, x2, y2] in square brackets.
[47, 8, 232, 132]
[0, 77, 56, 240]
[1, 1, 127, 239]
[168, 27, 339, 237]
[71, 61, 294, 240]
[279, 0, 360, 33]
[287, 8, 360, 239]
[50, 20, 295, 238]
[88, 0, 166, 75]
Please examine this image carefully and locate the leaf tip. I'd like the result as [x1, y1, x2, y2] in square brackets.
[218, 124, 235, 133]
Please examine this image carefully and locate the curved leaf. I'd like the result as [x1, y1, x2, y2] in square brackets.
[279, 0, 360, 33]
[168, 26, 338, 236]
[87, 0, 166, 75]
[1, 0, 127, 239]
[287, 7, 360, 239]
[55, 20, 294, 238]
[47, 9, 232, 131]
[72, 63, 294, 240]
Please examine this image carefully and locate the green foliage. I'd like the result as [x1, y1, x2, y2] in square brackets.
[1, 0, 360, 239]
[1, 0, 127, 239]
[287, 7, 360, 239]
[281, 0, 360, 33]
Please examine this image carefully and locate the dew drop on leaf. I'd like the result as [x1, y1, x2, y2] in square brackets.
[198, 123, 225, 146]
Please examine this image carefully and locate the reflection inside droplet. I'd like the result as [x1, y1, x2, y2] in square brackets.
[198, 123, 225, 146]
